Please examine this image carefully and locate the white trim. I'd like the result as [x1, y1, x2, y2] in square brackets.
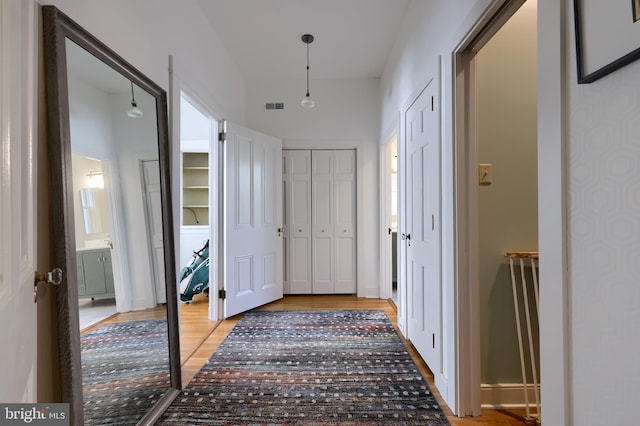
[538, 0, 570, 424]
[397, 107, 407, 338]
[481, 383, 542, 411]
[453, 46, 482, 418]
[103, 160, 133, 313]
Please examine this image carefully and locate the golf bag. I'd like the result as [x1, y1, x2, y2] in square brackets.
[179, 239, 210, 303]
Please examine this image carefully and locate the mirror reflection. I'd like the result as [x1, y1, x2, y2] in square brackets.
[66, 38, 171, 425]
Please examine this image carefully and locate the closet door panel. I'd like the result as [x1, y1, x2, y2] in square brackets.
[312, 151, 335, 293]
[283, 150, 312, 293]
[334, 150, 356, 292]
[335, 237, 355, 292]
[312, 236, 333, 293]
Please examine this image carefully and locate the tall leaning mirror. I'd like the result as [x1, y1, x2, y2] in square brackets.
[42, 6, 181, 425]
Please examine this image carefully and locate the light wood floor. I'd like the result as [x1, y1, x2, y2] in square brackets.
[92, 295, 537, 425]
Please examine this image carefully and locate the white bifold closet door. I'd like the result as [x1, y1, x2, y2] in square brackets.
[283, 149, 356, 294]
[282, 150, 312, 294]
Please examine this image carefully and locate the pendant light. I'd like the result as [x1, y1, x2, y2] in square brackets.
[127, 81, 143, 118]
[301, 34, 315, 108]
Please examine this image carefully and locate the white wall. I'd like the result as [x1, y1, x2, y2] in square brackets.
[564, 2, 640, 425]
[39, 0, 246, 125]
[67, 76, 115, 249]
[245, 77, 381, 297]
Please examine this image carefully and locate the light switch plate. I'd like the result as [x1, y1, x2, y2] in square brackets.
[479, 164, 492, 185]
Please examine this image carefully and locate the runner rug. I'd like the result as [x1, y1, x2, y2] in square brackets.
[81, 319, 171, 425]
[158, 310, 449, 425]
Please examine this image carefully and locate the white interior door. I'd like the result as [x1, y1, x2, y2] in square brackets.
[283, 150, 312, 294]
[0, 0, 38, 402]
[405, 79, 442, 371]
[224, 122, 283, 317]
[141, 159, 166, 304]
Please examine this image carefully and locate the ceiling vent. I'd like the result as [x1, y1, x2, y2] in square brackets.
[265, 102, 285, 110]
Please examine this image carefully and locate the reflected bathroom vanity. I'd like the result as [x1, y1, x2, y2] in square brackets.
[76, 247, 114, 300]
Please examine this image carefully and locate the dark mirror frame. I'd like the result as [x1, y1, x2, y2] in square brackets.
[42, 6, 181, 425]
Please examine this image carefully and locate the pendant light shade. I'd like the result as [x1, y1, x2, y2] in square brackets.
[127, 81, 143, 118]
[301, 34, 315, 108]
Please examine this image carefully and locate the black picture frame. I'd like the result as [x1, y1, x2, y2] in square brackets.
[574, 0, 640, 83]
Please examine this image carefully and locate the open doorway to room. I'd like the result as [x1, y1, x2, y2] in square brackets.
[178, 93, 220, 364]
[73, 155, 118, 329]
[476, 1, 539, 419]
[379, 130, 398, 304]
[454, 0, 539, 420]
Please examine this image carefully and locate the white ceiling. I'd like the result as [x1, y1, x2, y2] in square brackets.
[198, 0, 412, 80]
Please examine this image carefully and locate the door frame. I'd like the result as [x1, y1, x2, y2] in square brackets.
[140, 159, 164, 305]
[102, 159, 133, 312]
[451, 0, 569, 419]
[285, 140, 369, 297]
[379, 118, 399, 301]
[172, 79, 222, 321]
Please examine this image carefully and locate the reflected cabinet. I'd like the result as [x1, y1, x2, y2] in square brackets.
[76, 248, 115, 299]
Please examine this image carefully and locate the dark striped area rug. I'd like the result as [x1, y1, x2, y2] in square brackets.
[81, 319, 171, 425]
[158, 310, 449, 425]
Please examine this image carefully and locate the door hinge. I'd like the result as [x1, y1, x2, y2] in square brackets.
[218, 289, 226, 299]
[218, 131, 226, 142]
[432, 214, 435, 231]
[431, 96, 434, 111]
[432, 333, 435, 348]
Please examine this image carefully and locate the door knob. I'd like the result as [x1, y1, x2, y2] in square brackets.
[34, 268, 63, 287]
[277, 227, 283, 236]
[34, 268, 63, 303]
[406, 233, 412, 247]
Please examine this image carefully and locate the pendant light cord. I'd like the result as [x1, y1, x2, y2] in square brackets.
[130, 81, 137, 106]
[306, 43, 310, 96]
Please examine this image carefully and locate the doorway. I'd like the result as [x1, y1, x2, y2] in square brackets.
[72, 155, 117, 329]
[177, 93, 220, 362]
[476, 1, 539, 414]
[454, 0, 539, 417]
[380, 132, 398, 304]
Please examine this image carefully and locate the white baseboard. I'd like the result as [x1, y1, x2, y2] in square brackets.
[481, 383, 541, 410]
[357, 286, 379, 299]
